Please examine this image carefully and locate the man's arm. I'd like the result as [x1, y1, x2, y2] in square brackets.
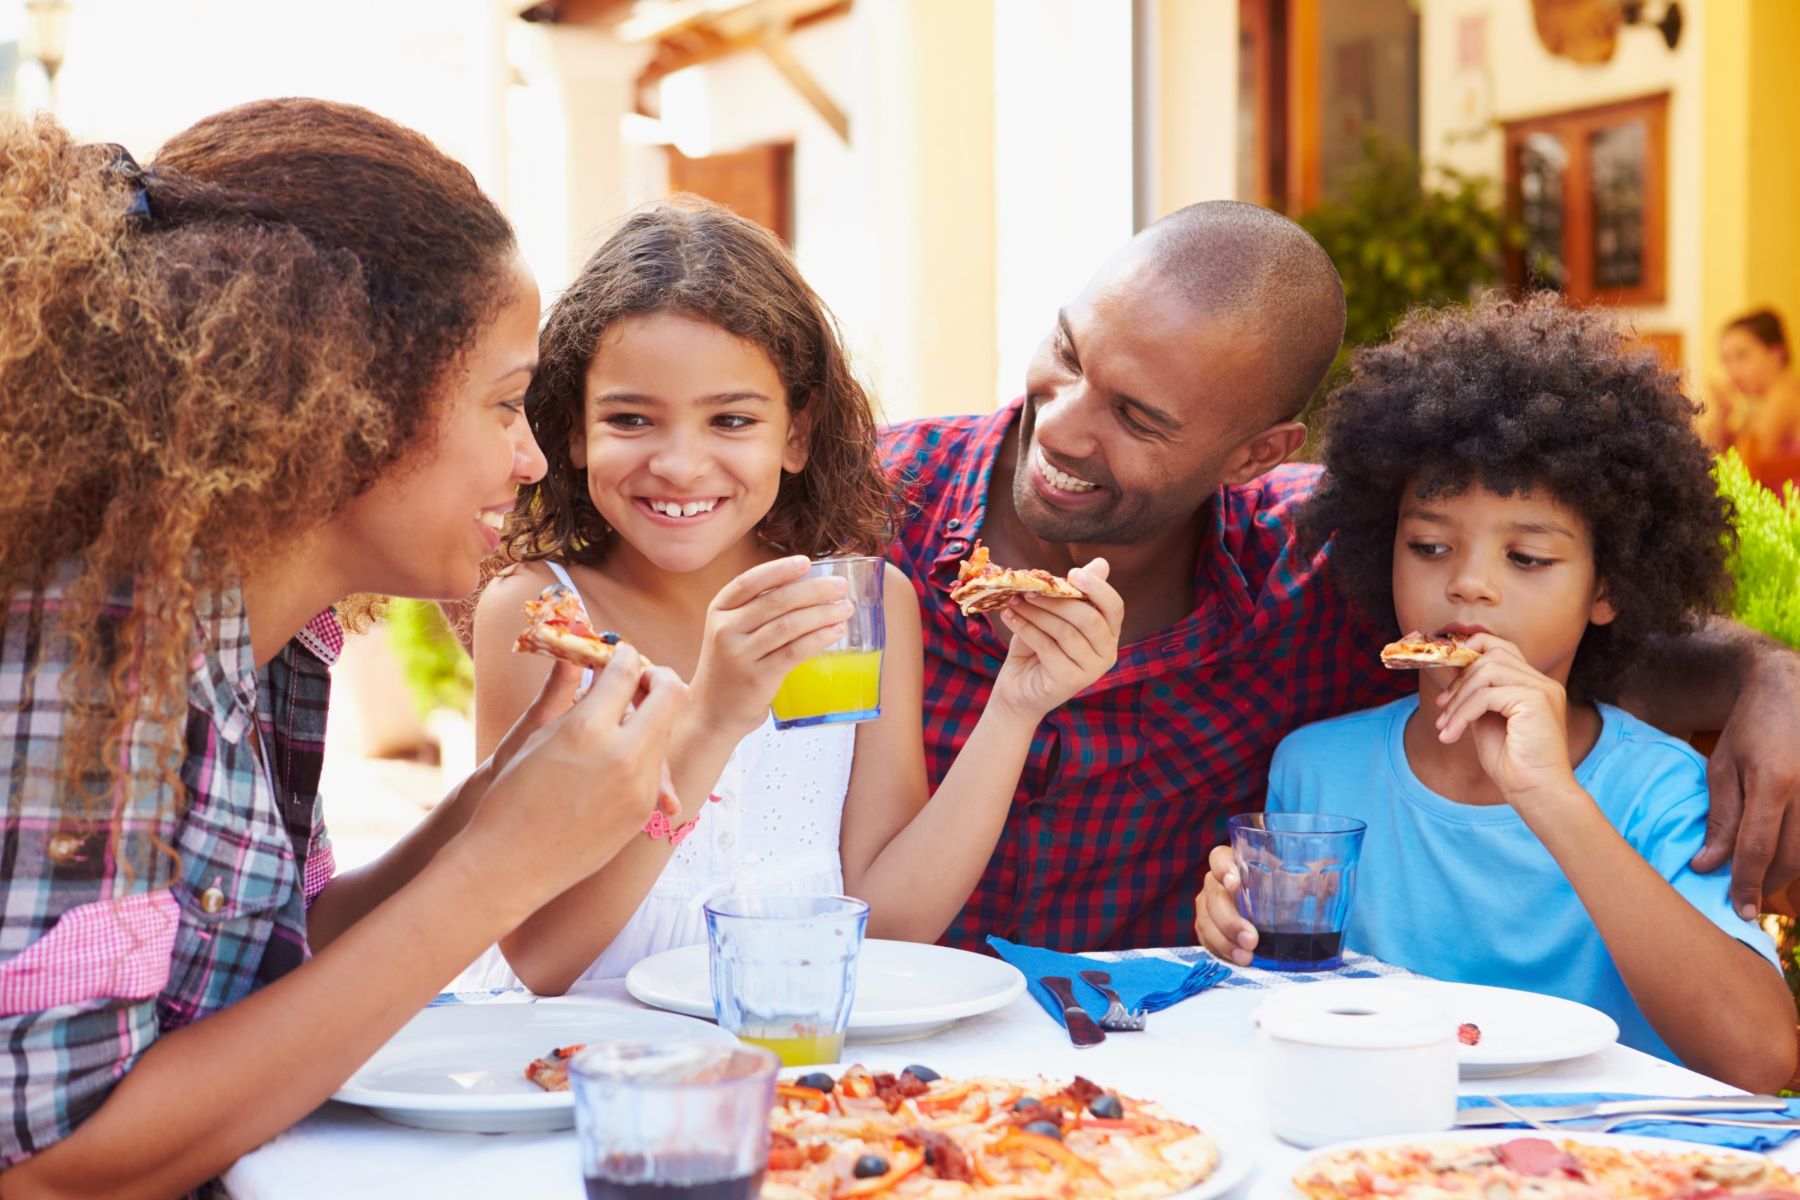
[1615, 616, 1800, 917]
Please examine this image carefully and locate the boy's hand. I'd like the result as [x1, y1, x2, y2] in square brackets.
[989, 559, 1122, 721]
[1434, 634, 1578, 806]
[1194, 844, 1259, 966]
[690, 555, 852, 738]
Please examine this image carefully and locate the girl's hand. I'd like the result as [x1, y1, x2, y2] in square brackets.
[1433, 633, 1578, 807]
[690, 555, 853, 738]
[464, 649, 688, 903]
[990, 559, 1122, 721]
[1194, 844, 1258, 966]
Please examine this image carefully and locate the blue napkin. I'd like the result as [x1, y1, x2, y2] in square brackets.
[987, 937, 1232, 1029]
[1458, 1093, 1800, 1152]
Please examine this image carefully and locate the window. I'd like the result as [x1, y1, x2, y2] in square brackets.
[1504, 93, 1667, 305]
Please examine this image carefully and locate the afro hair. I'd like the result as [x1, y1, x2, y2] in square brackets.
[1297, 292, 1734, 700]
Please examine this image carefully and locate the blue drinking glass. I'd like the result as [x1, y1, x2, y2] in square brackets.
[1228, 812, 1367, 971]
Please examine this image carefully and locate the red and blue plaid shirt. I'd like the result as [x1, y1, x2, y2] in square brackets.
[881, 401, 1407, 952]
[0, 567, 338, 1167]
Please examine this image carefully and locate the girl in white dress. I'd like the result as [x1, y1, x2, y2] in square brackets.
[467, 201, 1123, 992]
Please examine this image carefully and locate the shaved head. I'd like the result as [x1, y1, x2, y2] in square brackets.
[1137, 200, 1346, 423]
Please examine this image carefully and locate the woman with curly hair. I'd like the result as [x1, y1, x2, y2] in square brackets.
[466, 201, 1123, 993]
[0, 104, 685, 1196]
[1196, 294, 1795, 1091]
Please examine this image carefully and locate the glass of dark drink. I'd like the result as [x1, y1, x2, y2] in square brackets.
[1228, 813, 1367, 971]
[571, 1041, 779, 1200]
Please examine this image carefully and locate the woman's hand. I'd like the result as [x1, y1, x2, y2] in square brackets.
[1433, 634, 1578, 808]
[688, 555, 852, 738]
[1194, 844, 1258, 966]
[990, 560, 1122, 721]
[461, 648, 687, 906]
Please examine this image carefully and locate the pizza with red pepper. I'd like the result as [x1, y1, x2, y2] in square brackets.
[761, 1064, 1218, 1200]
[513, 583, 653, 672]
[1289, 1135, 1799, 1200]
[949, 543, 1085, 616]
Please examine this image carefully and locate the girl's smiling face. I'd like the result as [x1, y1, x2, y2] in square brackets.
[574, 312, 807, 575]
[1391, 482, 1616, 686]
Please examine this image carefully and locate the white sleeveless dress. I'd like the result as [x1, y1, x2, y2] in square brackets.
[453, 561, 854, 989]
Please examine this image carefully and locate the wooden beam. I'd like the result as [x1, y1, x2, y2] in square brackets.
[756, 25, 850, 141]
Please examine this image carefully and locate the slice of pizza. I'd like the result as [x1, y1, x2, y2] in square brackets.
[1379, 630, 1479, 670]
[512, 584, 653, 671]
[523, 1043, 585, 1092]
[949, 542, 1085, 616]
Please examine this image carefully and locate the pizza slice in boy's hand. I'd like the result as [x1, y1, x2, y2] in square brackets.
[513, 584, 653, 671]
[1379, 630, 1479, 670]
[950, 541, 1085, 616]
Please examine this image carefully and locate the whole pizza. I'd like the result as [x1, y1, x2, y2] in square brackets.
[760, 1064, 1218, 1200]
[1291, 1135, 1800, 1200]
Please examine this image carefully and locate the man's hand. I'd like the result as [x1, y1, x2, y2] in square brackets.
[1692, 650, 1800, 918]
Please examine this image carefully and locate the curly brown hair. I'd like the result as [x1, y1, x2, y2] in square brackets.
[0, 102, 517, 867]
[506, 198, 891, 568]
[1297, 293, 1734, 700]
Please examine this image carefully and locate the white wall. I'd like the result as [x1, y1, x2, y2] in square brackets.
[1419, 0, 1705, 378]
[992, 0, 1136, 407]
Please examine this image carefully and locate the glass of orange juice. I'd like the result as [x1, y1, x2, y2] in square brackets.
[769, 555, 884, 731]
[704, 894, 870, 1067]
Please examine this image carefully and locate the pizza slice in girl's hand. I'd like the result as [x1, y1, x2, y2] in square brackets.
[1379, 630, 1479, 670]
[513, 584, 654, 671]
[949, 542, 1085, 616]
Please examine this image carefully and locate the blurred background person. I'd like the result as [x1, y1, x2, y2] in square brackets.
[1704, 309, 1800, 493]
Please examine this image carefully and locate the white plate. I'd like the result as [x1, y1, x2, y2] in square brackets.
[1250, 1128, 1771, 1200]
[330, 1000, 736, 1132]
[1380, 978, 1620, 1077]
[626, 939, 1028, 1042]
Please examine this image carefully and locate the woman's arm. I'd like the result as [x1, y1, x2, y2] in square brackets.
[0, 655, 685, 1200]
[840, 564, 1121, 943]
[1521, 785, 1797, 1092]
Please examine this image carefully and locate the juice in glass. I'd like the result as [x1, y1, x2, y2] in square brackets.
[770, 557, 884, 730]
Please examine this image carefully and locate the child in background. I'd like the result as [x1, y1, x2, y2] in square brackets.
[471, 200, 1123, 991]
[1195, 294, 1795, 1092]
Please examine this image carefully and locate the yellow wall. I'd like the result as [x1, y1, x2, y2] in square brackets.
[1704, 0, 1800, 382]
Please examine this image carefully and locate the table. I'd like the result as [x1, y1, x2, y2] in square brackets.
[224, 971, 1797, 1199]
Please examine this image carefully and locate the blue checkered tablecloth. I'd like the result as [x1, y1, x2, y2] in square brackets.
[1097, 945, 1419, 989]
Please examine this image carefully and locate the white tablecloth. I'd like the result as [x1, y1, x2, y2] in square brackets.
[224, 969, 1797, 1199]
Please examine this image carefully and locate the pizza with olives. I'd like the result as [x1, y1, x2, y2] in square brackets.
[949, 543, 1085, 616]
[514, 583, 654, 671]
[760, 1064, 1218, 1200]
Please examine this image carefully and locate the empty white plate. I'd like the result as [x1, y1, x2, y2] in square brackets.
[330, 999, 735, 1132]
[625, 938, 1028, 1042]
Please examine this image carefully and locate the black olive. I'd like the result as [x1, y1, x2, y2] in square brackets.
[901, 1064, 940, 1083]
[599, 631, 622, 645]
[1088, 1094, 1124, 1120]
[852, 1155, 889, 1178]
[1012, 1096, 1041, 1112]
[794, 1072, 835, 1093]
[1021, 1120, 1062, 1140]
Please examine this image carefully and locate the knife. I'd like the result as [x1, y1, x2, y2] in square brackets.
[1456, 1095, 1787, 1126]
[1040, 975, 1106, 1048]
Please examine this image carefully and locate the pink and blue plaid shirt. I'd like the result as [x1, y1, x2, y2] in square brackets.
[0, 567, 339, 1166]
[882, 402, 1409, 953]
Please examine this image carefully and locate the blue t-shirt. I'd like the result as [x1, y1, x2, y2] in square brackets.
[1268, 696, 1781, 1063]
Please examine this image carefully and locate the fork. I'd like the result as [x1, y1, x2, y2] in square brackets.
[1078, 969, 1147, 1032]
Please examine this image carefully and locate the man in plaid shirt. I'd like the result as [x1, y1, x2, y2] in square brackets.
[883, 201, 1800, 952]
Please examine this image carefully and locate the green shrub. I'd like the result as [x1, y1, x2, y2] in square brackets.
[1713, 448, 1800, 650]
[1296, 134, 1521, 436]
[386, 598, 475, 718]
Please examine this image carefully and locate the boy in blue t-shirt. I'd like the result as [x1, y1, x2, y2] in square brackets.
[1195, 294, 1795, 1092]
